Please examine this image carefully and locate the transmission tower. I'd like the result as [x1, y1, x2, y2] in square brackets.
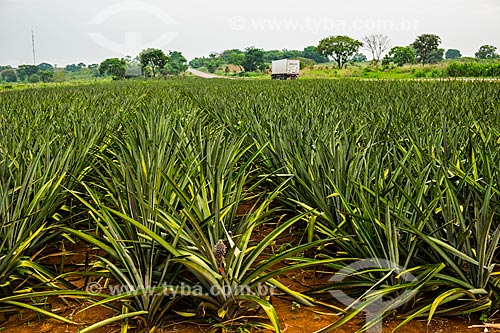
[32, 30, 36, 64]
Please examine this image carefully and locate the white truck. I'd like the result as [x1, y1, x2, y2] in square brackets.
[271, 59, 300, 80]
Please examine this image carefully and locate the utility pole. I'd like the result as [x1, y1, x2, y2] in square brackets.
[31, 30, 36, 65]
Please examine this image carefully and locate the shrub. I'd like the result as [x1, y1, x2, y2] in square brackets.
[446, 62, 500, 77]
[39, 70, 54, 83]
[1, 69, 17, 82]
[428, 69, 441, 78]
[29, 74, 40, 83]
[413, 69, 426, 78]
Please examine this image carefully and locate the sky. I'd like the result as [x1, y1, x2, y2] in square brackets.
[0, 0, 499, 67]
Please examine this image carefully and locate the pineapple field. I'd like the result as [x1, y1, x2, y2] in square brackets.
[1, 78, 500, 332]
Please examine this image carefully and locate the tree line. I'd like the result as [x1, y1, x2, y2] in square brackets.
[98, 49, 189, 79]
[188, 46, 330, 74]
[0, 62, 108, 83]
[189, 35, 498, 74]
[317, 34, 499, 69]
[0, 49, 188, 83]
[1, 34, 499, 83]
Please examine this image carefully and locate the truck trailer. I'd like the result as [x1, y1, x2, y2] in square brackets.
[271, 59, 300, 80]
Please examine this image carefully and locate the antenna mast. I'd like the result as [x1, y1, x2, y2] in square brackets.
[31, 30, 36, 64]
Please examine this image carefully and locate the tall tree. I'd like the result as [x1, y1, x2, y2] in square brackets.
[302, 46, 329, 63]
[411, 34, 441, 64]
[189, 53, 222, 73]
[429, 48, 445, 64]
[281, 49, 302, 59]
[445, 49, 462, 60]
[384, 46, 416, 66]
[37, 63, 54, 72]
[189, 57, 205, 69]
[99, 58, 126, 79]
[1, 69, 17, 82]
[263, 50, 283, 62]
[164, 51, 188, 75]
[64, 64, 82, 72]
[16, 65, 38, 81]
[29, 74, 40, 83]
[138, 48, 168, 77]
[475, 45, 498, 59]
[206, 53, 222, 73]
[351, 53, 368, 63]
[317, 35, 363, 69]
[363, 34, 390, 66]
[39, 70, 54, 83]
[243, 47, 265, 72]
[219, 49, 245, 70]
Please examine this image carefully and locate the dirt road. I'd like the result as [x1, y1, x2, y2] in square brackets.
[187, 67, 226, 79]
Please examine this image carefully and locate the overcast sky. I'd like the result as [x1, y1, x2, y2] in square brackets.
[1, 0, 499, 66]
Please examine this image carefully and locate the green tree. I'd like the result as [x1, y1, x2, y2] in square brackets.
[64, 64, 81, 72]
[220, 49, 245, 69]
[188, 54, 222, 73]
[317, 35, 363, 69]
[257, 62, 269, 72]
[351, 53, 368, 63]
[17, 65, 38, 81]
[228, 53, 245, 70]
[243, 47, 265, 72]
[138, 48, 168, 77]
[189, 57, 205, 69]
[302, 46, 329, 63]
[0, 69, 17, 82]
[263, 50, 284, 62]
[386, 46, 416, 66]
[37, 63, 54, 72]
[429, 48, 444, 64]
[206, 53, 222, 73]
[411, 34, 441, 64]
[52, 70, 65, 82]
[297, 57, 315, 69]
[281, 49, 302, 59]
[163, 51, 188, 75]
[445, 49, 462, 60]
[39, 70, 54, 83]
[229, 54, 245, 69]
[29, 73, 40, 83]
[475, 45, 498, 59]
[99, 58, 126, 79]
